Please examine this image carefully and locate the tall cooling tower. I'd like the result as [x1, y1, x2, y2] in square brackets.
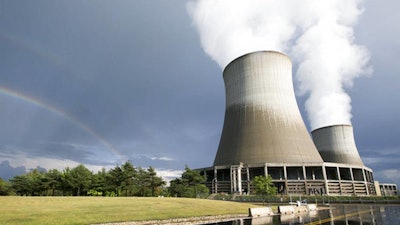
[311, 124, 364, 166]
[214, 51, 324, 166]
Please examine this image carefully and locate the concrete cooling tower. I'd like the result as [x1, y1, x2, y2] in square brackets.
[196, 51, 376, 196]
[214, 51, 323, 166]
[312, 124, 364, 166]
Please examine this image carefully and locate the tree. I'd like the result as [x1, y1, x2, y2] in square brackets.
[120, 161, 137, 196]
[169, 166, 208, 198]
[181, 166, 208, 198]
[41, 169, 61, 196]
[60, 167, 73, 196]
[9, 170, 46, 196]
[252, 175, 277, 196]
[0, 178, 10, 196]
[66, 164, 93, 196]
[169, 178, 186, 197]
[106, 165, 124, 196]
[10, 174, 31, 196]
[136, 167, 151, 196]
[91, 168, 108, 196]
[147, 167, 165, 196]
[5, 160, 168, 197]
[27, 169, 46, 196]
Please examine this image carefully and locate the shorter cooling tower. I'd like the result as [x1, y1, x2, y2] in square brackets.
[311, 124, 364, 166]
[214, 51, 323, 166]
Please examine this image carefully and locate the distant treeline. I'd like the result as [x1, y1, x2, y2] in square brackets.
[0, 162, 209, 198]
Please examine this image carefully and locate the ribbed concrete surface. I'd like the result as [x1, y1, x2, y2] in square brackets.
[214, 51, 323, 166]
[312, 124, 364, 166]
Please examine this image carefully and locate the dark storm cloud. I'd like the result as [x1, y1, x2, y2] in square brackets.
[0, 141, 96, 164]
[0, 161, 26, 180]
[0, 0, 222, 175]
[348, 0, 400, 186]
[362, 148, 400, 185]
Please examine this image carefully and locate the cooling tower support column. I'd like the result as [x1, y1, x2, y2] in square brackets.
[214, 51, 324, 166]
[231, 165, 243, 194]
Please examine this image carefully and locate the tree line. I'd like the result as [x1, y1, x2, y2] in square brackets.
[0, 161, 209, 198]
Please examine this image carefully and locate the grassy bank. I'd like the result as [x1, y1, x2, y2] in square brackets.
[0, 196, 258, 225]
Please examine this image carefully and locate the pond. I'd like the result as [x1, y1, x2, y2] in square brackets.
[202, 204, 400, 225]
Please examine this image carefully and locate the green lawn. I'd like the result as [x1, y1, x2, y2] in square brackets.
[0, 196, 258, 225]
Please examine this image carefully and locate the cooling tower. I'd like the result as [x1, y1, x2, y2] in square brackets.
[213, 51, 324, 166]
[311, 124, 364, 166]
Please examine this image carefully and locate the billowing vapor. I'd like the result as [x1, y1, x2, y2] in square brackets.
[187, 0, 372, 130]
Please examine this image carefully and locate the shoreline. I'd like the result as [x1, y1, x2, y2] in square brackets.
[94, 214, 248, 225]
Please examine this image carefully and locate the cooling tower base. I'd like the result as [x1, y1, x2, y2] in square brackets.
[197, 162, 376, 196]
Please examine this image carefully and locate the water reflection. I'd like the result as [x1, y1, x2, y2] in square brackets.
[202, 205, 400, 225]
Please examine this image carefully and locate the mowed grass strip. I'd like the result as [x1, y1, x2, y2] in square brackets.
[0, 196, 258, 225]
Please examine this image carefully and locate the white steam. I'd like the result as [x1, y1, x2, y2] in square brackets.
[187, 0, 372, 130]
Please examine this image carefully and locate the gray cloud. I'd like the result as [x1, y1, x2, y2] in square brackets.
[0, 0, 398, 187]
[0, 161, 26, 180]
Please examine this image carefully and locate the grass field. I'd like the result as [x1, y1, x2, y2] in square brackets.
[0, 196, 259, 225]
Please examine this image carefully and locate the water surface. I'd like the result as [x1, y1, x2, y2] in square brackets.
[202, 204, 400, 225]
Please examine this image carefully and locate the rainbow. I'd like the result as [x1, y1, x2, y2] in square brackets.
[0, 86, 125, 162]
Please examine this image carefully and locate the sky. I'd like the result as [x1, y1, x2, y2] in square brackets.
[0, 0, 399, 186]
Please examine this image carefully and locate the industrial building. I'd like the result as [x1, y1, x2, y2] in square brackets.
[375, 182, 398, 196]
[197, 51, 376, 196]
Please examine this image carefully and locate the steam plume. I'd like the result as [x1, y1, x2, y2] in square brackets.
[187, 0, 372, 130]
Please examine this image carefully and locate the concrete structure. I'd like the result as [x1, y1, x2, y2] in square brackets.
[214, 51, 323, 166]
[374, 181, 382, 196]
[248, 207, 274, 217]
[312, 125, 364, 166]
[379, 183, 398, 196]
[197, 51, 376, 196]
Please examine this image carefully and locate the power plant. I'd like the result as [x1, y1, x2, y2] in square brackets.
[198, 51, 376, 196]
